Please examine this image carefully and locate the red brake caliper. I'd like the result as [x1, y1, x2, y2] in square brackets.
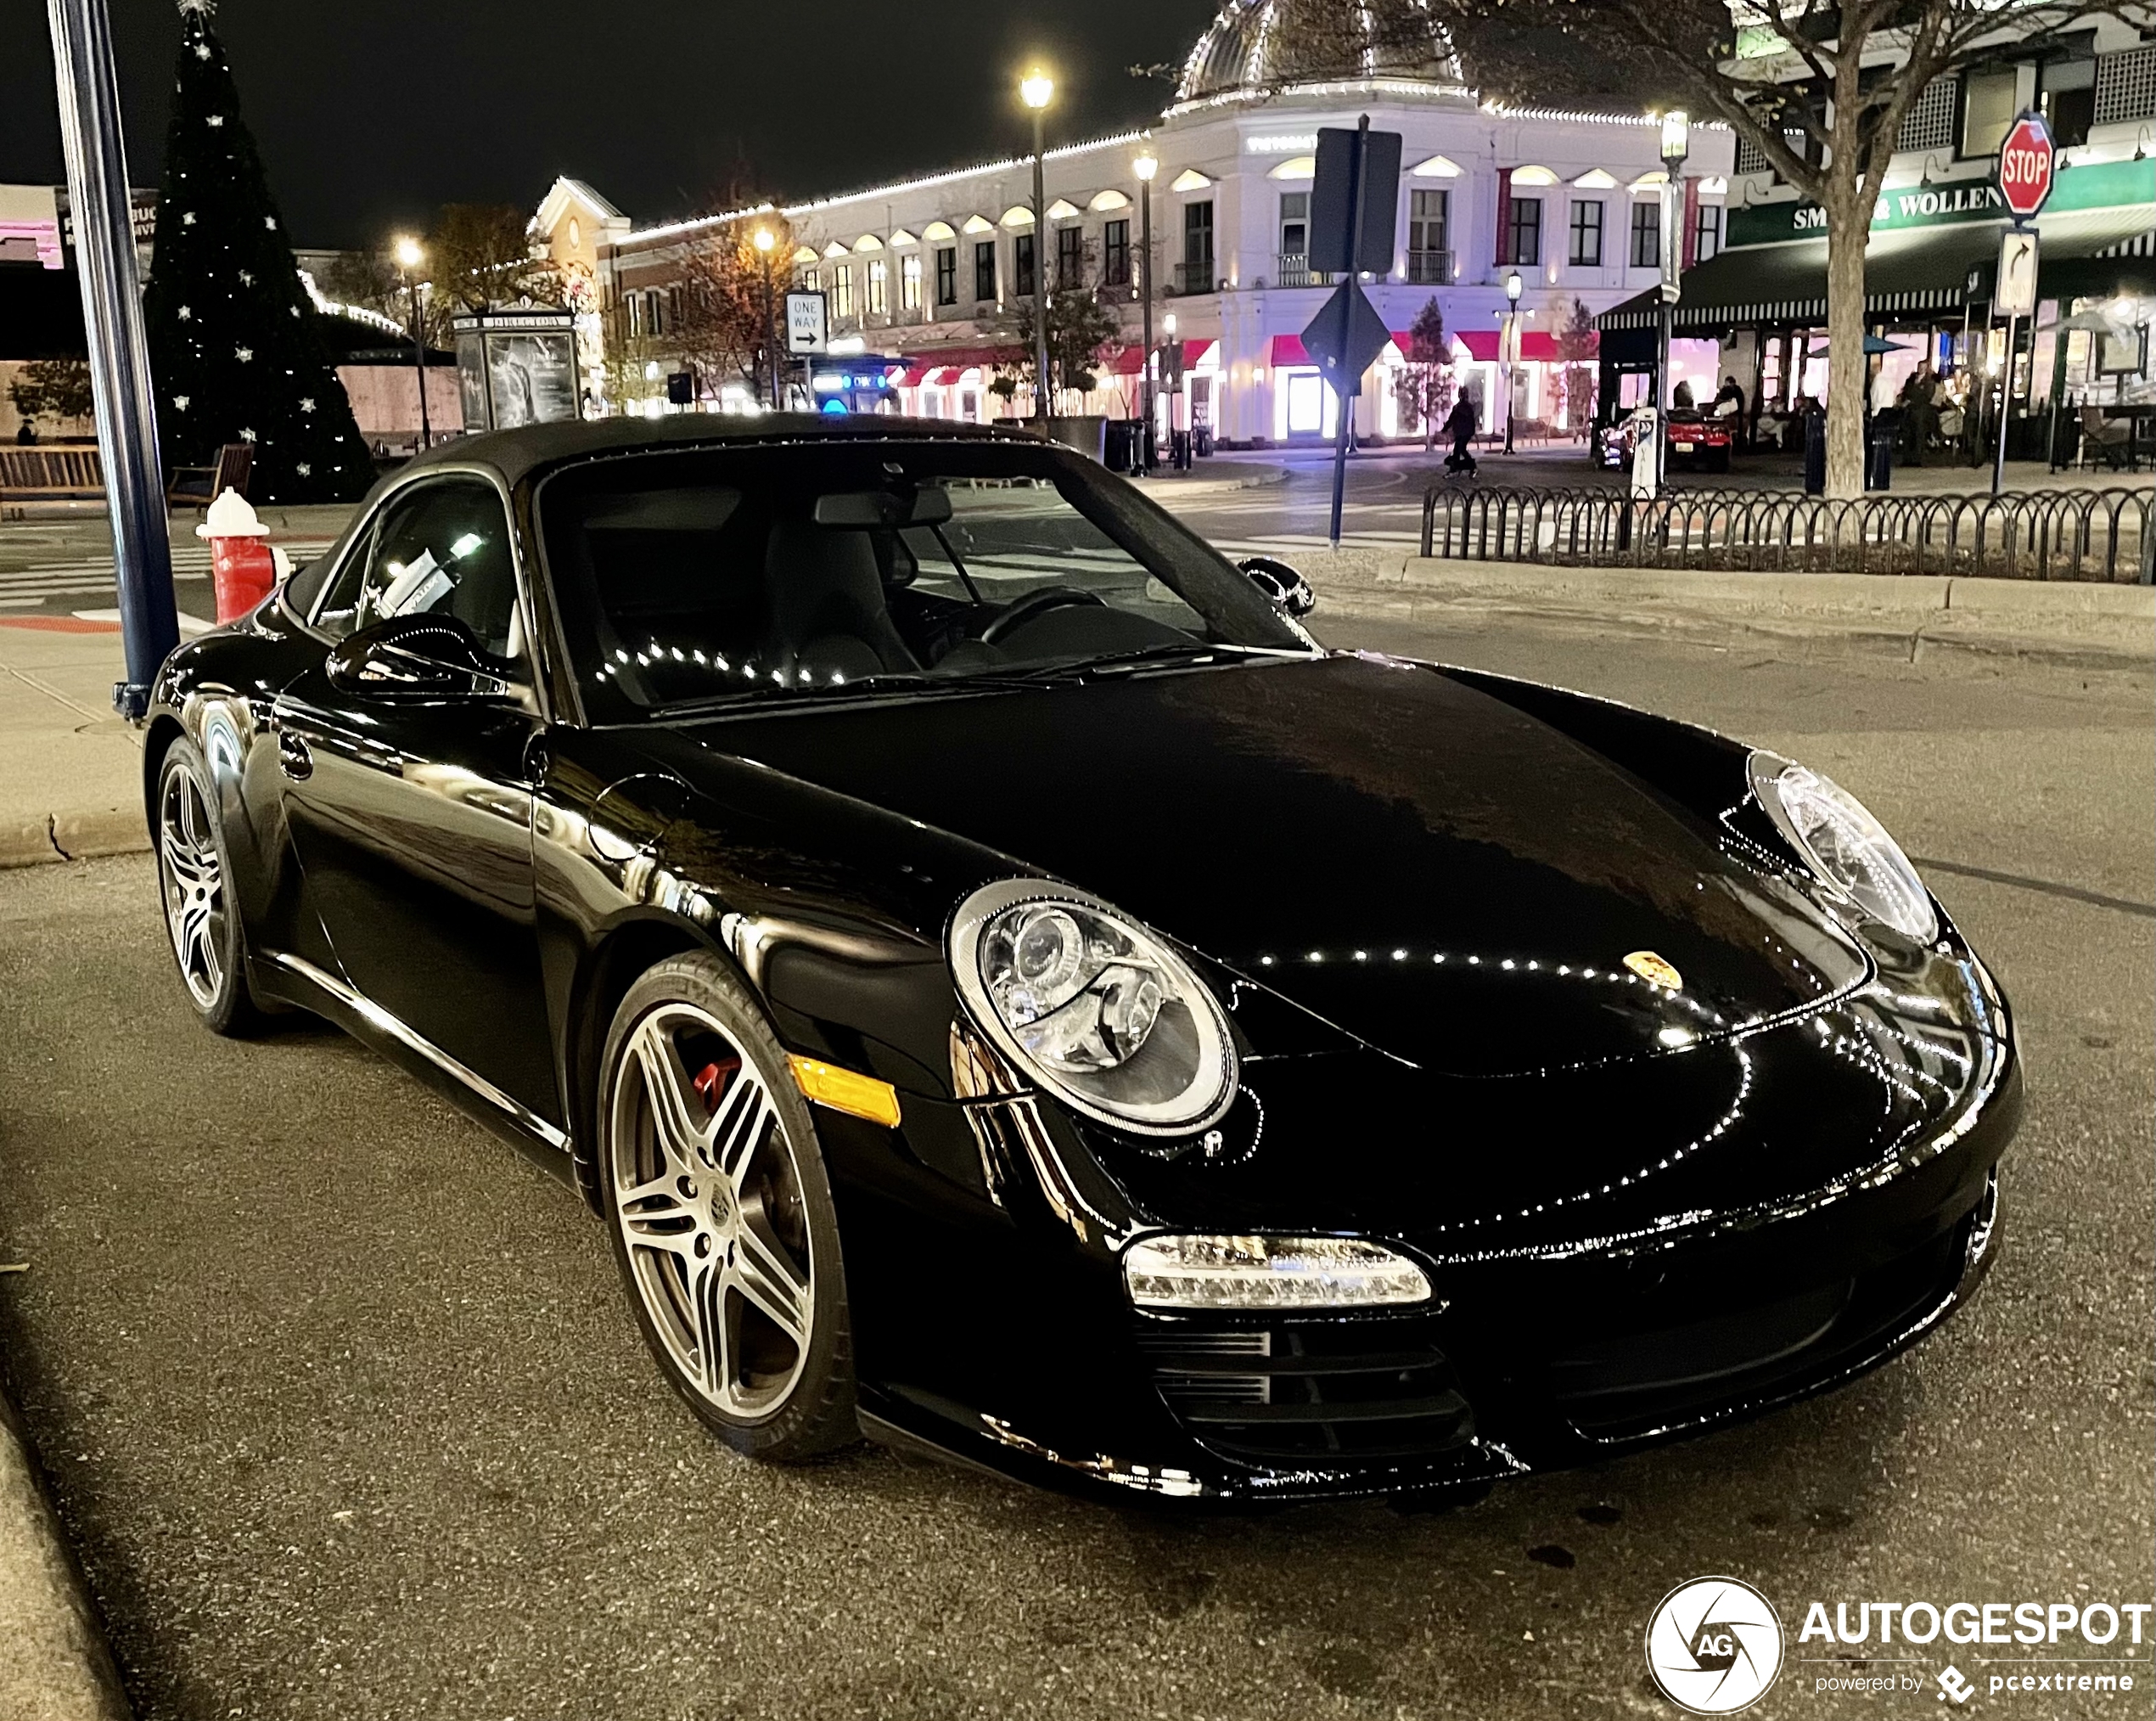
[692, 1057, 741, 1117]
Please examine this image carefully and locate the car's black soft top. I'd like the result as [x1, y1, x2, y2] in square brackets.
[402, 412, 1042, 493]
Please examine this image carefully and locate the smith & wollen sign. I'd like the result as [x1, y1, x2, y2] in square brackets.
[1725, 155, 2154, 249]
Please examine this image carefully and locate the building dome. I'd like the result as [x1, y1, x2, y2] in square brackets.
[1174, 0, 1467, 107]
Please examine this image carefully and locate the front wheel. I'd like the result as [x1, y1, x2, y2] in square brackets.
[598, 953, 856, 1460]
[154, 736, 264, 1036]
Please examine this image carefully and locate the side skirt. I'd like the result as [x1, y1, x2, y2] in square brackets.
[261, 950, 579, 1189]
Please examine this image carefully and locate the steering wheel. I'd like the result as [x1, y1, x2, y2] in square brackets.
[979, 584, 1107, 645]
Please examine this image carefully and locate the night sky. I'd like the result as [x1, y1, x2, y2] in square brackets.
[3, 0, 1222, 247]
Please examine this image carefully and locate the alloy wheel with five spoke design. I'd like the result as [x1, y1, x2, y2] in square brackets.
[159, 756, 229, 1011]
[607, 1001, 817, 1423]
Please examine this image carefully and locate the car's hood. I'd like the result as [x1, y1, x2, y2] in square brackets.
[645, 654, 1869, 1076]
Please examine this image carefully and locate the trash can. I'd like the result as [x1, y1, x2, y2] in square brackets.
[1803, 408, 1827, 496]
[1171, 429, 1193, 471]
[1193, 424, 1214, 458]
[1867, 409, 1900, 492]
[1103, 420, 1134, 473]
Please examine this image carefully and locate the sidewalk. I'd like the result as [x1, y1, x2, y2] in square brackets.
[0, 621, 144, 868]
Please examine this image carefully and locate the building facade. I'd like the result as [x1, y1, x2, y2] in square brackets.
[535, 1, 1737, 445]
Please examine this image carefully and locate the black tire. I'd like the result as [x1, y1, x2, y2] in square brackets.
[154, 736, 266, 1037]
[598, 953, 856, 1460]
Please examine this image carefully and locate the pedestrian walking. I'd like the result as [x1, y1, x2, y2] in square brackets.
[1444, 392, 1479, 476]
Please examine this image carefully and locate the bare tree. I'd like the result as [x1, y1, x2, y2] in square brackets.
[426, 203, 558, 312]
[1549, 295, 1600, 436]
[671, 208, 798, 405]
[1450, 0, 2130, 495]
[1392, 298, 1455, 448]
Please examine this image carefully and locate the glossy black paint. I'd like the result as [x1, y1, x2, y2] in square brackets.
[144, 416, 2021, 1505]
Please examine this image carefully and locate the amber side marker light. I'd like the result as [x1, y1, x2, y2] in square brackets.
[787, 1055, 903, 1128]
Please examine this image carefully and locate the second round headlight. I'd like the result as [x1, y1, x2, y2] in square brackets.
[950, 879, 1238, 1134]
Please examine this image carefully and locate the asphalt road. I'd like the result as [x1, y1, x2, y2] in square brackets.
[1, 616, 2150, 1721]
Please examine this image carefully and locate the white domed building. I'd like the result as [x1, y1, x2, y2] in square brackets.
[551, 0, 1735, 447]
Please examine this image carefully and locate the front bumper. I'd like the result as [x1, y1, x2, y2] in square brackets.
[837, 918, 2020, 1505]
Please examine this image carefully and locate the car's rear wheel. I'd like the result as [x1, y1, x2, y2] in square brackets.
[155, 736, 263, 1037]
[598, 954, 856, 1459]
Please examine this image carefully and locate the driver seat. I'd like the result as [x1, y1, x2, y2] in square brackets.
[761, 520, 920, 684]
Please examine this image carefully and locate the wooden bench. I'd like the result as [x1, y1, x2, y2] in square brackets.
[168, 442, 253, 509]
[0, 444, 105, 503]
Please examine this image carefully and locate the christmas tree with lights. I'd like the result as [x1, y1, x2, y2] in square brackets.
[144, 0, 373, 504]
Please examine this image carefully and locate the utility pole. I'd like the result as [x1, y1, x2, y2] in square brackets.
[47, 0, 177, 721]
[1135, 149, 1158, 473]
[1327, 115, 1370, 550]
[1022, 71, 1055, 434]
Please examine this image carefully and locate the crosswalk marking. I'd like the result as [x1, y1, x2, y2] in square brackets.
[0, 539, 334, 608]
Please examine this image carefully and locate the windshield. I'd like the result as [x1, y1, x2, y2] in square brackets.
[535, 437, 1307, 719]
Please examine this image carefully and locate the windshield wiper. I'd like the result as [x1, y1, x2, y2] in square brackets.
[997, 641, 1312, 683]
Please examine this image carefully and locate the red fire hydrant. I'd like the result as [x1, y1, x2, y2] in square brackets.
[198, 488, 278, 623]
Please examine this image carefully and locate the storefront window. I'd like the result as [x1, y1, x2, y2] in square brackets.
[1013, 233, 1037, 298]
[1103, 219, 1131, 286]
[2041, 53, 2097, 148]
[901, 254, 923, 312]
[1569, 199, 1603, 267]
[1279, 192, 1310, 260]
[1630, 200, 1660, 269]
[1962, 66, 2019, 156]
[867, 260, 888, 317]
[832, 266, 853, 319]
[1693, 204, 1722, 263]
[1409, 189, 1449, 282]
[974, 240, 997, 303]
[1508, 197, 1541, 268]
[936, 246, 957, 306]
[1184, 200, 1215, 270]
[1056, 225, 1084, 290]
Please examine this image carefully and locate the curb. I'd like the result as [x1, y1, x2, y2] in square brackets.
[0, 812, 147, 873]
[0, 1380, 133, 1721]
[1305, 551, 2156, 670]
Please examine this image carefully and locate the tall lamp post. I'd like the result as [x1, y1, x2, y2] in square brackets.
[1021, 70, 1055, 433]
[1134, 149, 1159, 473]
[1502, 269, 1523, 454]
[753, 225, 780, 410]
[394, 235, 432, 452]
[1655, 110, 1691, 492]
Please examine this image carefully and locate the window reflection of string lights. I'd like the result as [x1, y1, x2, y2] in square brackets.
[593, 639, 858, 690]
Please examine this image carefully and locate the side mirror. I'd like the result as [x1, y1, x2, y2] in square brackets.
[326, 612, 514, 702]
[1238, 556, 1317, 618]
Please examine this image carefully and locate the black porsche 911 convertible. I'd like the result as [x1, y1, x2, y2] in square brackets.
[145, 415, 2018, 1504]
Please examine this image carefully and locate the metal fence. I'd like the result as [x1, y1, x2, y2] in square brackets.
[1419, 484, 2155, 583]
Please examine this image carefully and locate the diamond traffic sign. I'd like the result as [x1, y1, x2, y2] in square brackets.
[1996, 112, 2055, 222]
[1300, 280, 1392, 399]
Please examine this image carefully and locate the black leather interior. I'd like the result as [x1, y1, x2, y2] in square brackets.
[761, 521, 922, 683]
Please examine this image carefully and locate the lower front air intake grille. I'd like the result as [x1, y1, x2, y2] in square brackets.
[1138, 1318, 1474, 1465]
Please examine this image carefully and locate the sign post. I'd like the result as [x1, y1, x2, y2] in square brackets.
[784, 290, 828, 409]
[1990, 113, 2053, 494]
[1305, 117, 1403, 548]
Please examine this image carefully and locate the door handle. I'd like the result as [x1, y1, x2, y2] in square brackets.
[277, 728, 313, 781]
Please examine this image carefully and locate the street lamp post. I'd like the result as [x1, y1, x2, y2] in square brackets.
[1655, 110, 1691, 493]
[394, 235, 431, 452]
[1021, 70, 1055, 434]
[754, 226, 780, 411]
[1134, 149, 1159, 473]
[1502, 270, 1523, 454]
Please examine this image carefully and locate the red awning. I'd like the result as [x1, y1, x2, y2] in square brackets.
[1106, 338, 1217, 375]
[900, 361, 935, 385]
[927, 367, 964, 386]
[1269, 334, 1310, 366]
[893, 344, 1017, 385]
[1454, 330, 1577, 363]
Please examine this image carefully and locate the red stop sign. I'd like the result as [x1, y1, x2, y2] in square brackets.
[1997, 113, 2055, 219]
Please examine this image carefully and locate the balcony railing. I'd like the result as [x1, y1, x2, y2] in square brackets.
[1172, 261, 1216, 295]
[1274, 252, 1333, 289]
[1406, 249, 1452, 285]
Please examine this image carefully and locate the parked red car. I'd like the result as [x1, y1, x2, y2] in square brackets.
[1597, 409, 1735, 474]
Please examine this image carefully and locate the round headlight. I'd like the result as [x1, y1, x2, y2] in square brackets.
[950, 879, 1238, 1134]
[1749, 751, 1938, 942]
